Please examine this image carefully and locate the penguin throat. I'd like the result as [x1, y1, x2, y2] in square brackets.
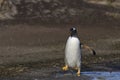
[71, 32, 77, 37]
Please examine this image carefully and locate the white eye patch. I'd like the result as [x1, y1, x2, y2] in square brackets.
[72, 27, 76, 30]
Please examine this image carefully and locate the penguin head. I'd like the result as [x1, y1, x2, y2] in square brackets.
[70, 27, 77, 37]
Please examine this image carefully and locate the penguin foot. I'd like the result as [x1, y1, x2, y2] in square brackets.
[77, 72, 80, 76]
[62, 65, 68, 71]
[76, 68, 81, 76]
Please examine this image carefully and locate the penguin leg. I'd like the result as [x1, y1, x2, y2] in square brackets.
[74, 67, 78, 70]
[62, 65, 68, 71]
[76, 67, 81, 76]
[74, 65, 79, 70]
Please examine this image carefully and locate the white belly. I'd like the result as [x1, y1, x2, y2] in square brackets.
[65, 37, 81, 68]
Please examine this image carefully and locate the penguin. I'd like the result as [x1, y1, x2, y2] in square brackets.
[62, 27, 96, 76]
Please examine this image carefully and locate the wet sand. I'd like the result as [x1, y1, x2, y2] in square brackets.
[0, 23, 120, 79]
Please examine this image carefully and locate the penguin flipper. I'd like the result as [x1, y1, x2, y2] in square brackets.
[81, 44, 96, 55]
[91, 49, 96, 55]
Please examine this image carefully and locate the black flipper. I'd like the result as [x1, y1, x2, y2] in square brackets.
[81, 43, 96, 55]
[92, 49, 96, 55]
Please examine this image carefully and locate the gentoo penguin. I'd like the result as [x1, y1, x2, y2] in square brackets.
[62, 27, 96, 76]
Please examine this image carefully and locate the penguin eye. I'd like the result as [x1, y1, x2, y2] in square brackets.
[70, 27, 76, 31]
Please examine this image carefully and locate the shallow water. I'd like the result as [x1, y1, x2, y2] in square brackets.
[82, 72, 120, 80]
[0, 71, 120, 80]
[54, 71, 120, 80]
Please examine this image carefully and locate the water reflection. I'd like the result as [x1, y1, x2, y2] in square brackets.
[82, 72, 120, 80]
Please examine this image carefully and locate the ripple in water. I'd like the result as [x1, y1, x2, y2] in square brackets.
[82, 72, 120, 80]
